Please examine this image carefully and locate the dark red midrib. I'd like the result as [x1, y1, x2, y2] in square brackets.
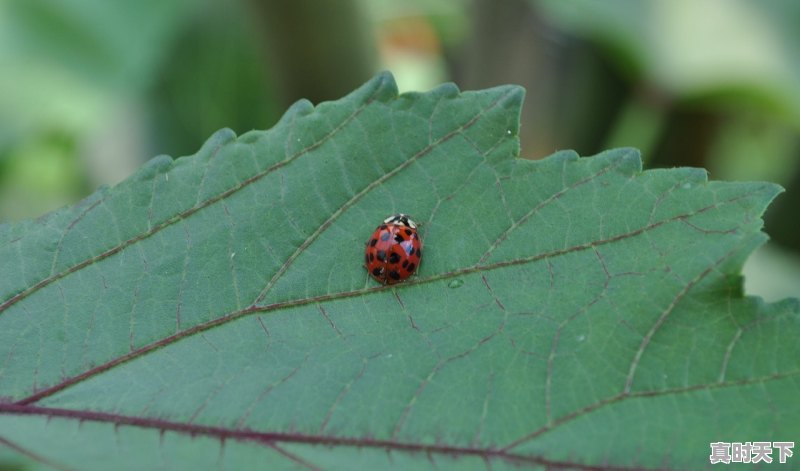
[0, 404, 666, 471]
[4, 373, 797, 469]
[15, 195, 747, 406]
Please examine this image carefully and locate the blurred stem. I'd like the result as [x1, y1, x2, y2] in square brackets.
[457, 0, 630, 159]
[648, 108, 723, 169]
[250, 0, 377, 107]
[458, 0, 560, 157]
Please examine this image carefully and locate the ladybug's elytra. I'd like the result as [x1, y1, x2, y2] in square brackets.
[364, 214, 422, 285]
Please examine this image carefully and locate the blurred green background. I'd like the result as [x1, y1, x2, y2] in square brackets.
[1, 0, 798, 299]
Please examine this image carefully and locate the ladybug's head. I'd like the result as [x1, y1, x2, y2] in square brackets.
[383, 214, 417, 229]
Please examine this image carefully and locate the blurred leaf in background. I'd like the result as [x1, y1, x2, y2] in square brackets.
[150, 2, 280, 160]
[0, 0, 204, 218]
[532, 0, 800, 180]
[0, 0, 798, 298]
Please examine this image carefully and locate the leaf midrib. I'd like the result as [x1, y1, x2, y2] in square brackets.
[5, 368, 797, 471]
[0, 402, 676, 470]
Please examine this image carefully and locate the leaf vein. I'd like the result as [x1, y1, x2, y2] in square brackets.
[0, 403, 717, 470]
[15, 194, 754, 405]
[252, 88, 518, 306]
[501, 370, 800, 451]
[0, 89, 381, 315]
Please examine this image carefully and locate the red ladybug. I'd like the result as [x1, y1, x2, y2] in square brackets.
[364, 214, 423, 285]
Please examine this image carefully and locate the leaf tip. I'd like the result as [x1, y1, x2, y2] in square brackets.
[762, 181, 785, 202]
[429, 81, 462, 98]
[277, 99, 316, 126]
[611, 147, 644, 175]
[197, 127, 238, 154]
[355, 71, 400, 104]
[751, 181, 785, 220]
[373, 70, 400, 95]
[501, 84, 526, 108]
[131, 154, 173, 183]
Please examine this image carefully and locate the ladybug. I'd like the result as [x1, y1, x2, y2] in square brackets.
[364, 214, 423, 285]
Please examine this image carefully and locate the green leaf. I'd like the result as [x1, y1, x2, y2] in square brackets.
[0, 0, 201, 144]
[0, 73, 797, 470]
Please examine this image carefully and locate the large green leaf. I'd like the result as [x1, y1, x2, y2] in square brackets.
[0, 73, 797, 470]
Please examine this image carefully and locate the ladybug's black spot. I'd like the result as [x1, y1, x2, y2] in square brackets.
[407, 263, 416, 272]
[380, 232, 391, 242]
[388, 252, 401, 264]
[372, 267, 383, 277]
[402, 260, 409, 269]
[376, 250, 387, 262]
[369, 253, 374, 262]
[370, 238, 378, 247]
[394, 234, 404, 243]
[416, 248, 422, 258]
[389, 270, 401, 280]
[408, 246, 415, 256]
[405, 229, 412, 236]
